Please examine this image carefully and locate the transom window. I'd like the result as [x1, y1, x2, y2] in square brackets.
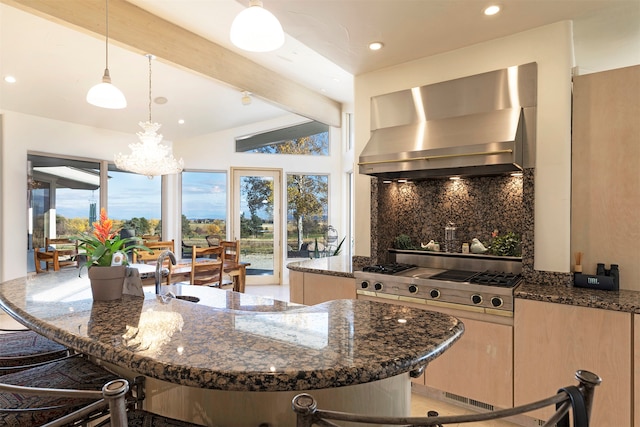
[235, 121, 329, 155]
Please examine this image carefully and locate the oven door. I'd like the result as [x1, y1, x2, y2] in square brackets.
[356, 292, 514, 410]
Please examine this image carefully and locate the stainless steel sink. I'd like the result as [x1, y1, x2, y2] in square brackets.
[175, 295, 200, 303]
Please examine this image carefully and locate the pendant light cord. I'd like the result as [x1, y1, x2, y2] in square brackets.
[105, 0, 109, 71]
[147, 54, 153, 122]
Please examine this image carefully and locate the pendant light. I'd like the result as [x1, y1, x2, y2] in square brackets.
[114, 54, 183, 178]
[230, 0, 284, 52]
[86, 0, 127, 109]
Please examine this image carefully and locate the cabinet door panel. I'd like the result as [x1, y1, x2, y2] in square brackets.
[303, 273, 355, 305]
[514, 299, 631, 426]
[425, 317, 513, 409]
[289, 270, 304, 304]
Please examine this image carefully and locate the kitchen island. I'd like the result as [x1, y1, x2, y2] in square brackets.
[288, 256, 640, 426]
[0, 269, 464, 426]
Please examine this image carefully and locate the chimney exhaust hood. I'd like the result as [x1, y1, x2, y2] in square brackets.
[359, 63, 537, 179]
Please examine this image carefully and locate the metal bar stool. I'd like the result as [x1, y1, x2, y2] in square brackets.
[292, 370, 601, 427]
[0, 329, 69, 375]
[1, 364, 204, 427]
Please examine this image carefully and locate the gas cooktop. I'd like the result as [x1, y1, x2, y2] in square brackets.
[361, 263, 416, 275]
[429, 269, 522, 288]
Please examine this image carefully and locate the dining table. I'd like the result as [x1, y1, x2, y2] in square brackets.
[171, 258, 251, 292]
[129, 258, 251, 293]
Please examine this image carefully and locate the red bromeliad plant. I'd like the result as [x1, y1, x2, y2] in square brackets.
[76, 208, 148, 267]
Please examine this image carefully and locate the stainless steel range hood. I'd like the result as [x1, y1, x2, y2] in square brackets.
[359, 63, 537, 179]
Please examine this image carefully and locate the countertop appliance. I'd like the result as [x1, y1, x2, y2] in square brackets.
[354, 256, 522, 315]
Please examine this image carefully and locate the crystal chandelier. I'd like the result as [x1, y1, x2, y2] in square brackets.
[115, 54, 183, 178]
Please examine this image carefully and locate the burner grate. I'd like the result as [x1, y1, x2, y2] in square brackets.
[362, 263, 416, 275]
[429, 269, 479, 283]
[470, 271, 522, 287]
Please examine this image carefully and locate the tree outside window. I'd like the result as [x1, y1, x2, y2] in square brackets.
[287, 174, 328, 256]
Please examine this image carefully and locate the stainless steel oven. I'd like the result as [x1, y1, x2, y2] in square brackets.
[354, 253, 522, 411]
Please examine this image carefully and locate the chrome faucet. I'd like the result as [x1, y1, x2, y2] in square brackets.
[155, 250, 176, 295]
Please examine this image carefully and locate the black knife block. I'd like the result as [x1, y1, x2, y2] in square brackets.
[573, 273, 618, 291]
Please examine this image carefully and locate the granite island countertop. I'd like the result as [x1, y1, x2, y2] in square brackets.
[286, 254, 355, 278]
[0, 269, 463, 392]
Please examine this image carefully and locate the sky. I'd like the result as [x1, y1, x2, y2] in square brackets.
[55, 171, 227, 220]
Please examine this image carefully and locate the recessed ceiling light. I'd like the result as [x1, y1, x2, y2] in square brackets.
[484, 5, 501, 16]
[178, 119, 185, 125]
[4, 75, 16, 83]
[368, 41, 384, 51]
[154, 96, 168, 105]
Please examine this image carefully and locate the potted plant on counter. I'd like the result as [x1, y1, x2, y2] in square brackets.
[76, 208, 148, 301]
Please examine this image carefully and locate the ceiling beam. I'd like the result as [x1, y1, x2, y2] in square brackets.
[2, 0, 342, 127]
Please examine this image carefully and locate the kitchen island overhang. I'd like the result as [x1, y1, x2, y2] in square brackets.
[0, 269, 464, 424]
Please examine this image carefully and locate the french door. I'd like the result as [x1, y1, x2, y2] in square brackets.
[231, 168, 281, 285]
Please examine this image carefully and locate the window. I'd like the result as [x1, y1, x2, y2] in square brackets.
[107, 167, 161, 238]
[236, 121, 329, 155]
[28, 154, 100, 249]
[181, 171, 227, 248]
[286, 174, 328, 258]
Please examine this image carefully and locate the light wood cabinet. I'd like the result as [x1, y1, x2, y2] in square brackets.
[424, 316, 513, 409]
[289, 270, 304, 304]
[635, 314, 639, 427]
[357, 294, 513, 409]
[288, 271, 355, 305]
[571, 65, 640, 290]
[514, 299, 632, 426]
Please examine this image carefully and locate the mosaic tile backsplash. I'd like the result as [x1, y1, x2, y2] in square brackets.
[364, 168, 571, 284]
[368, 169, 570, 285]
[372, 174, 523, 258]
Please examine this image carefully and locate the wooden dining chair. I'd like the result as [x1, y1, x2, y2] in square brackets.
[33, 248, 60, 273]
[220, 240, 242, 290]
[134, 240, 176, 285]
[189, 246, 229, 288]
[141, 234, 161, 243]
[220, 240, 240, 263]
[45, 237, 79, 269]
[134, 240, 175, 263]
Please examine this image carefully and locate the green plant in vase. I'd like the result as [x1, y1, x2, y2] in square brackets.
[76, 209, 149, 301]
[76, 208, 148, 267]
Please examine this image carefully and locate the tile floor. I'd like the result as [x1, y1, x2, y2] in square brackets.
[410, 391, 521, 426]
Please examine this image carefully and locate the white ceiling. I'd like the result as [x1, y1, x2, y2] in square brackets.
[1, 0, 638, 142]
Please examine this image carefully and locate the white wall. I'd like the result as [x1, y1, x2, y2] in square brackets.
[353, 21, 575, 273]
[0, 111, 139, 281]
[0, 110, 349, 283]
[178, 113, 349, 284]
